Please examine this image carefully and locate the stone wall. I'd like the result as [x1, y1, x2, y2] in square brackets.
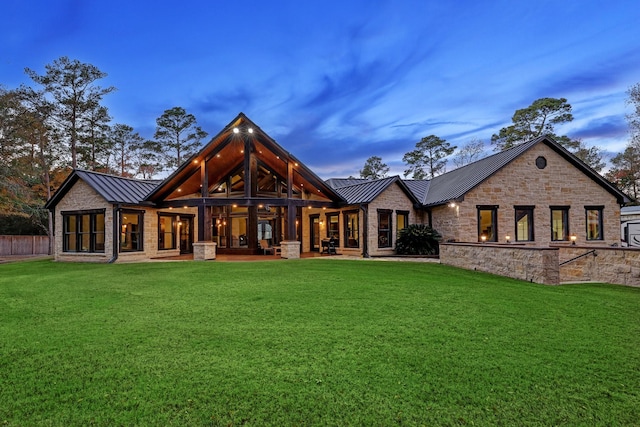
[55, 180, 113, 262]
[440, 242, 560, 285]
[433, 143, 622, 247]
[557, 245, 640, 287]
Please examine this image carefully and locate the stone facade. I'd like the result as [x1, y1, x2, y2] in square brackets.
[432, 143, 621, 246]
[301, 182, 422, 257]
[440, 242, 560, 285]
[53, 180, 200, 263]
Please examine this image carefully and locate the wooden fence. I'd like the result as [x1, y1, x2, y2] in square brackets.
[0, 235, 50, 256]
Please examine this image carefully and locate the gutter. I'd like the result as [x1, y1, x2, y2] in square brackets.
[108, 204, 120, 263]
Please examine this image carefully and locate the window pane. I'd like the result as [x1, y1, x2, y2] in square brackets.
[551, 209, 569, 240]
[586, 209, 602, 240]
[345, 212, 359, 248]
[159, 216, 175, 249]
[478, 209, 496, 241]
[328, 215, 339, 240]
[94, 213, 105, 252]
[121, 212, 142, 251]
[397, 213, 407, 232]
[515, 208, 533, 242]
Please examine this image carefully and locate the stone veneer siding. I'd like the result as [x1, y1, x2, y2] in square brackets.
[440, 242, 560, 285]
[431, 143, 621, 247]
[54, 180, 113, 262]
[301, 182, 421, 256]
[54, 179, 199, 262]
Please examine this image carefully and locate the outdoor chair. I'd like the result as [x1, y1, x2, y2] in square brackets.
[259, 239, 280, 256]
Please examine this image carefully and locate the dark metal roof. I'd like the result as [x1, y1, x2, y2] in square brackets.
[45, 170, 159, 209]
[325, 178, 372, 189]
[403, 179, 431, 205]
[333, 176, 419, 205]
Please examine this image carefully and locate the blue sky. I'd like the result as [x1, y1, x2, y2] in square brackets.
[3, 0, 639, 178]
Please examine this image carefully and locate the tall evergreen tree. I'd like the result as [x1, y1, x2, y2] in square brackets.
[153, 106, 207, 169]
[25, 56, 115, 169]
[403, 135, 456, 179]
[359, 156, 389, 179]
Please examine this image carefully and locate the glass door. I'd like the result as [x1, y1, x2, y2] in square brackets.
[179, 216, 193, 254]
[310, 215, 320, 252]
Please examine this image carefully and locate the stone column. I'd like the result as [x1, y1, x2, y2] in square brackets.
[280, 240, 301, 259]
[193, 242, 216, 261]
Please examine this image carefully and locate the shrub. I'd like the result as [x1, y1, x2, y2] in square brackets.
[395, 224, 442, 255]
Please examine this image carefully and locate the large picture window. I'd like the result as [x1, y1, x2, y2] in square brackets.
[344, 211, 359, 248]
[158, 214, 177, 250]
[121, 210, 144, 252]
[62, 210, 105, 253]
[586, 206, 604, 241]
[551, 206, 570, 241]
[378, 210, 392, 248]
[477, 205, 498, 242]
[515, 206, 534, 242]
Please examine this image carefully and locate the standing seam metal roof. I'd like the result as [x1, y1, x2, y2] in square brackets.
[74, 170, 159, 204]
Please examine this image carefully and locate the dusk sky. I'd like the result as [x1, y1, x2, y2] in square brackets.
[3, 0, 640, 178]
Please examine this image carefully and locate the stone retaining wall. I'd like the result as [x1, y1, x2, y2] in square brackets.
[557, 245, 640, 287]
[440, 243, 560, 284]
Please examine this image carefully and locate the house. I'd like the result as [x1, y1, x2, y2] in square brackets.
[44, 113, 630, 262]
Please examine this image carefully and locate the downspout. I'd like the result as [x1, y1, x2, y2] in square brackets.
[360, 204, 369, 258]
[108, 204, 120, 263]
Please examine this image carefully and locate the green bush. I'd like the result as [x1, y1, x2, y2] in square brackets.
[395, 224, 442, 255]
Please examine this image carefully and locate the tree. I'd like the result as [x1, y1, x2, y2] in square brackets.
[154, 106, 208, 169]
[108, 124, 145, 177]
[359, 156, 389, 179]
[606, 141, 640, 202]
[491, 97, 573, 151]
[79, 104, 111, 171]
[403, 135, 456, 179]
[452, 138, 485, 168]
[25, 56, 115, 169]
[627, 83, 640, 144]
[572, 140, 606, 173]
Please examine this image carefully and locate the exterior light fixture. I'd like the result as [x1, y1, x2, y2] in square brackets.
[449, 202, 456, 208]
[570, 234, 577, 245]
[248, 128, 253, 133]
[505, 235, 511, 243]
[319, 220, 324, 226]
[480, 235, 487, 243]
[233, 127, 239, 134]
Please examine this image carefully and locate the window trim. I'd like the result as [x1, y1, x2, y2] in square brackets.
[377, 209, 392, 248]
[550, 206, 570, 242]
[514, 205, 535, 242]
[61, 209, 106, 253]
[585, 205, 604, 241]
[477, 205, 498, 242]
[326, 212, 340, 240]
[120, 209, 144, 252]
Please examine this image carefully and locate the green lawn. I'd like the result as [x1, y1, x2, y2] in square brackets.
[1, 259, 639, 426]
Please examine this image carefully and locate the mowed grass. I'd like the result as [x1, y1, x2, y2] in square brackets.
[1, 259, 639, 426]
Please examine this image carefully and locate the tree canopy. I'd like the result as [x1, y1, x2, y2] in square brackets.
[491, 97, 573, 151]
[403, 135, 456, 179]
[359, 156, 389, 179]
[154, 106, 208, 169]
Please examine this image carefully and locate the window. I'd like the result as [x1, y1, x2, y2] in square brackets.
[378, 210, 392, 248]
[327, 213, 339, 240]
[477, 205, 498, 242]
[586, 206, 604, 240]
[62, 210, 105, 253]
[121, 210, 144, 251]
[396, 211, 409, 236]
[515, 206, 534, 242]
[158, 214, 177, 250]
[550, 206, 569, 241]
[344, 211, 359, 248]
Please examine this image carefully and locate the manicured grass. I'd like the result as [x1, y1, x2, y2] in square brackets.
[1, 259, 639, 426]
